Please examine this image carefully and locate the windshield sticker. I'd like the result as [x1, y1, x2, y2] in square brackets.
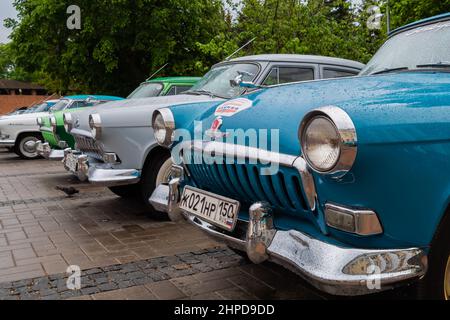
[405, 22, 450, 36]
[214, 98, 253, 117]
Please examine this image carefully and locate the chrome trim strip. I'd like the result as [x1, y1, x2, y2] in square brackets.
[0, 140, 15, 147]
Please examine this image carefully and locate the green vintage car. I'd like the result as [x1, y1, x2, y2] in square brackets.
[37, 77, 200, 160]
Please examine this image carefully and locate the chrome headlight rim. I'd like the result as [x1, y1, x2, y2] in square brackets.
[49, 116, 57, 133]
[89, 113, 102, 139]
[36, 117, 43, 127]
[152, 108, 175, 147]
[63, 113, 73, 133]
[299, 106, 357, 178]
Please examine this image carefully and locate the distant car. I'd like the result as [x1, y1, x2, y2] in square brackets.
[150, 13, 450, 298]
[61, 54, 363, 212]
[36, 77, 199, 160]
[0, 100, 59, 158]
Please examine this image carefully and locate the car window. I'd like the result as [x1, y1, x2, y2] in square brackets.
[323, 68, 358, 79]
[188, 63, 259, 99]
[50, 100, 70, 111]
[127, 82, 164, 99]
[175, 85, 192, 94]
[165, 85, 194, 96]
[263, 67, 314, 85]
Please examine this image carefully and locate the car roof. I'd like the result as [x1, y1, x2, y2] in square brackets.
[390, 12, 450, 37]
[62, 95, 123, 100]
[225, 54, 365, 70]
[147, 76, 201, 84]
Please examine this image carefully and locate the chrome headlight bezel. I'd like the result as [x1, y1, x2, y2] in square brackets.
[36, 117, 43, 127]
[89, 113, 102, 140]
[152, 108, 175, 147]
[49, 116, 57, 133]
[63, 113, 73, 133]
[299, 106, 357, 178]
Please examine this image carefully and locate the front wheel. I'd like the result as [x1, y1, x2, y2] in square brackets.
[140, 151, 172, 217]
[412, 209, 450, 299]
[14, 134, 41, 159]
[108, 184, 139, 198]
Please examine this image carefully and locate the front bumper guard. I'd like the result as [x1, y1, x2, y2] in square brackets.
[62, 149, 140, 186]
[149, 171, 427, 296]
[36, 142, 65, 160]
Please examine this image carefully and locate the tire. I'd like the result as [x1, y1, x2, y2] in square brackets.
[411, 207, 450, 299]
[140, 150, 172, 217]
[14, 134, 41, 160]
[108, 184, 139, 198]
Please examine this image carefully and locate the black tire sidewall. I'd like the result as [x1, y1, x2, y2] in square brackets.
[140, 151, 171, 211]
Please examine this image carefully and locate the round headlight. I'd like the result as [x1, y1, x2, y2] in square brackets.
[89, 113, 102, 139]
[50, 116, 57, 132]
[299, 106, 357, 178]
[152, 108, 175, 147]
[63, 113, 73, 132]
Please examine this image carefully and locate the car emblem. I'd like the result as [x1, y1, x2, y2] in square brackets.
[205, 116, 228, 139]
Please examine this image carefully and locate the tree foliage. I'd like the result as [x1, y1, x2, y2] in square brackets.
[4, 0, 450, 95]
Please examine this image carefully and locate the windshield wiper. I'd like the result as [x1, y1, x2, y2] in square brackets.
[372, 67, 409, 75]
[185, 89, 225, 99]
[416, 63, 450, 69]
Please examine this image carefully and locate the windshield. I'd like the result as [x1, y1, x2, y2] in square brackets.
[127, 82, 163, 99]
[360, 20, 450, 75]
[50, 100, 70, 112]
[188, 63, 259, 99]
[32, 102, 52, 113]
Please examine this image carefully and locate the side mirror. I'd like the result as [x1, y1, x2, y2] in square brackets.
[230, 73, 261, 89]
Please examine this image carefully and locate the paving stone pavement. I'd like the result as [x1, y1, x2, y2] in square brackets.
[0, 148, 324, 300]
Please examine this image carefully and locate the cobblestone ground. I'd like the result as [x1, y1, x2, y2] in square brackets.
[0, 148, 324, 300]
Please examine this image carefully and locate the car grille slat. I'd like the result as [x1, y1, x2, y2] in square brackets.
[74, 135, 104, 160]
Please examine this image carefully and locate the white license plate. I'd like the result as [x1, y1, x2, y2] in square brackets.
[179, 186, 240, 231]
[65, 153, 78, 172]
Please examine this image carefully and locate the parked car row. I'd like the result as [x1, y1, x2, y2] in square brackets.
[1, 13, 449, 299]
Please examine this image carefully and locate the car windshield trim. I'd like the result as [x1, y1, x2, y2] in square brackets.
[416, 63, 450, 69]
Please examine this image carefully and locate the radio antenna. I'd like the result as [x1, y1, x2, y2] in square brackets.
[146, 63, 168, 81]
[225, 37, 256, 61]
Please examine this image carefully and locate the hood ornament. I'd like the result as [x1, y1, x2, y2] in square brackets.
[205, 116, 228, 139]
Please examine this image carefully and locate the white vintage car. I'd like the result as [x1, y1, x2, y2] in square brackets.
[0, 100, 59, 159]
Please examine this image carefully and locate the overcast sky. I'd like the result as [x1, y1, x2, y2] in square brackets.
[0, 1, 16, 43]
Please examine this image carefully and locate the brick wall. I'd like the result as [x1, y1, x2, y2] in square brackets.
[0, 95, 54, 115]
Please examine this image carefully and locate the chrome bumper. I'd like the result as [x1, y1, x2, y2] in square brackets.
[62, 149, 140, 185]
[36, 142, 65, 160]
[150, 174, 427, 296]
[0, 139, 15, 147]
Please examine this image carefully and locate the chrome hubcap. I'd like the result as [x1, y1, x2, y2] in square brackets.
[23, 140, 37, 153]
[156, 158, 173, 186]
[445, 256, 450, 300]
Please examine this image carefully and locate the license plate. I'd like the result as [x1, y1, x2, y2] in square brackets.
[65, 153, 78, 172]
[179, 186, 240, 231]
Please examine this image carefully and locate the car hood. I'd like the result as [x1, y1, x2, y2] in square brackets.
[181, 72, 450, 156]
[0, 111, 50, 127]
[70, 94, 221, 135]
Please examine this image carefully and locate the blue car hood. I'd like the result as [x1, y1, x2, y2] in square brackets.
[187, 72, 450, 156]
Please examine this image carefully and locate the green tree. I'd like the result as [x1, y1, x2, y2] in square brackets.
[6, 0, 229, 96]
[389, 0, 450, 29]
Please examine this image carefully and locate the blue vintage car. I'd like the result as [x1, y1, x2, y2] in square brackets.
[149, 13, 450, 298]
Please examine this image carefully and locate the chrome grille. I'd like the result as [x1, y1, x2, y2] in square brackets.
[74, 135, 104, 160]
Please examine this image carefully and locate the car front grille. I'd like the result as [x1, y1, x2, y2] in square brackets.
[187, 162, 309, 215]
[74, 135, 104, 160]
